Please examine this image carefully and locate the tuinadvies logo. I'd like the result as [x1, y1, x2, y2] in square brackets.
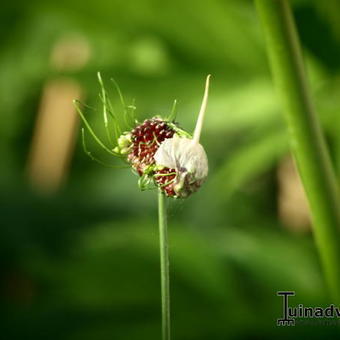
[277, 291, 340, 326]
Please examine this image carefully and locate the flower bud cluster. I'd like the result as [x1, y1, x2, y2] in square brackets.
[116, 117, 208, 198]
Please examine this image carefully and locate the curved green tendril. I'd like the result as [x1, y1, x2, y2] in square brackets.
[154, 172, 177, 177]
[81, 129, 128, 169]
[74, 100, 119, 157]
[97, 72, 113, 145]
[158, 178, 175, 188]
[111, 77, 132, 128]
[167, 99, 178, 122]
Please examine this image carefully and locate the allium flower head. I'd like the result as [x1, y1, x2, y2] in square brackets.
[126, 117, 175, 175]
[75, 74, 210, 198]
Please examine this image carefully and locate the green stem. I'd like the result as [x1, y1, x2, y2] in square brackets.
[158, 190, 170, 340]
[255, 0, 340, 302]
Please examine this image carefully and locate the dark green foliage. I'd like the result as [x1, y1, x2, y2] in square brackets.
[1, 0, 340, 339]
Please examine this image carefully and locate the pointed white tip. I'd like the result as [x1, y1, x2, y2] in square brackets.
[193, 75, 211, 143]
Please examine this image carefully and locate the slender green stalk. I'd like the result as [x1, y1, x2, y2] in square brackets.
[158, 190, 170, 340]
[255, 0, 340, 302]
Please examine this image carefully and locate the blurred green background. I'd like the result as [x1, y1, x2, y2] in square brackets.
[2, 0, 340, 338]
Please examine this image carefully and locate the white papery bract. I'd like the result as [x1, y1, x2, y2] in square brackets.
[155, 134, 208, 179]
[154, 134, 208, 197]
